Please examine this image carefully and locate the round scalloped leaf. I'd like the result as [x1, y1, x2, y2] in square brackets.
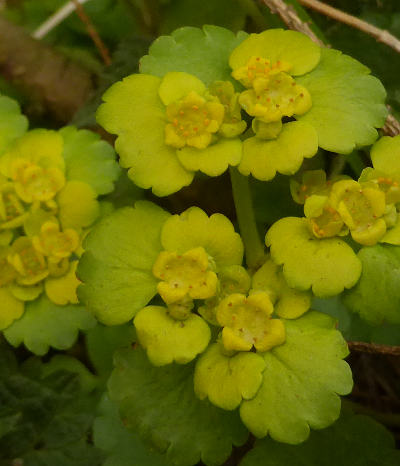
[94, 395, 171, 466]
[3, 295, 96, 356]
[370, 135, 400, 175]
[194, 343, 265, 410]
[239, 122, 318, 181]
[96, 74, 194, 196]
[134, 306, 211, 366]
[240, 311, 352, 442]
[108, 347, 248, 466]
[343, 244, 400, 325]
[0, 95, 28, 155]
[240, 412, 400, 466]
[296, 48, 387, 153]
[86, 323, 136, 380]
[266, 217, 362, 297]
[161, 207, 243, 269]
[229, 29, 321, 76]
[59, 126, 120, 196]
[140, 26, 248, 86]
[78, 201, 170, 325]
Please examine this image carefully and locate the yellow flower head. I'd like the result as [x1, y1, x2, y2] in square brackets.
[232, 56, 292, 88]
[330, 180, 387, 246]
[216, 292, 285, 352]
[153, 246, 218, 304]
[32, 221, 80, 264]
[11, 159, 65, 204]
[165, 91, 225, 149]
[8, 237, 49, 286]
[239, 72, 311, 124]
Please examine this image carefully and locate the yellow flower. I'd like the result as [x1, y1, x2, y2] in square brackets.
[165, 91, 225, 149]
[153, 246, 218, 304]
[32, 221, 79, 264]
[216, 292, 285, 352]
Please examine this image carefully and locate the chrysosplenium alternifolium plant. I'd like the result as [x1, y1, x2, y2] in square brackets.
[1, 25, 399, 466]
[0, 101, 120, 354]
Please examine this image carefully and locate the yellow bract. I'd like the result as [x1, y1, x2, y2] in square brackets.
[165, 91, 224, 149]
[216, 292, 285, 352]
[11, 159, 65, 203]
[153, 246, 218, 304]
[32, 221, 79, 264]
[232, 56, 292, 88]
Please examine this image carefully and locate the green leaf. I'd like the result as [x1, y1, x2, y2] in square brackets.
[240, 412, 400, 466]
[108, 347, 248, 466]
[240, 311, 353, 443]
[343, 244, 400, 325]
[0, 342, 103, 464]
[160, 0, 247, 34]
[313, 296, 400, 346]
[41, 355, 99, 393]
[94, 394, 171, 466]
[60, 126, 120, 196]
[297, 48, 387, 153]
[266, 217, 362, 297]
[86, 323, 136, 380]
[0, 95, 28, 155]
[3, 295, 96, 356]
[140, 25, 247, 86]
[78, 201, 170, 325]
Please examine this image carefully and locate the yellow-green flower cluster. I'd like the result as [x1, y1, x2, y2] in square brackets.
[0, 128, 118, 330]
[292, 161, 400, 247]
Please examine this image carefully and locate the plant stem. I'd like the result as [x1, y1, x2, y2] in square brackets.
[229, 167, 265, 270]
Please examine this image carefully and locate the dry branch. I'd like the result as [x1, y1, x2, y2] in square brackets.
[0, 15, 94, 123]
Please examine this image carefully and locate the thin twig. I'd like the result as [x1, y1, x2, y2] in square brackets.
[71, 0, 111, 66]
[348, 341, 400, 357]
[32, 0, 92, 40]
[297, 0, 400, 54]
[261, 0, 324, 46]
[260, 0, 400, 136]
[382, 113, 400, 137]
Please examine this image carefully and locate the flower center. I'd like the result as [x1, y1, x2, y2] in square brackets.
[32, 221, 79, 264]
[153, 246, 218, 304]
[165, 91, 224, 149]
[216, 292, 285, 352]
[8, 237, 49, 285]
[239, 72, 311, 123]
[232, 56, 292, 88]
[11, 160, 65, 203]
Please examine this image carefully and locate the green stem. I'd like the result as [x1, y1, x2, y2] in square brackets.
[229, 167, 265, 270]
[238, 0, 269, 31]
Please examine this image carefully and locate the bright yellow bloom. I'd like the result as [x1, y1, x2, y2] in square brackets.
[32, 221, 79, 264]
[165, 91, 224, 149]
[153, 246, 218, 304]
[216, 292, 285, 352]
